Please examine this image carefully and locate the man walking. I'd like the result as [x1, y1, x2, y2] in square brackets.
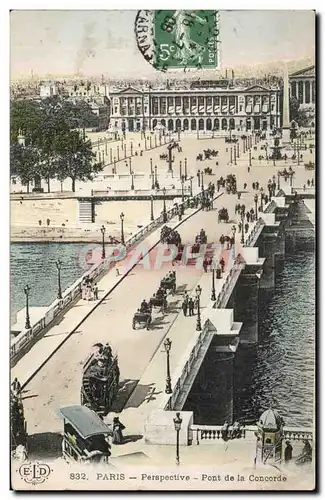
[188, 297, 195, 316]
[93, 283, 99, 300]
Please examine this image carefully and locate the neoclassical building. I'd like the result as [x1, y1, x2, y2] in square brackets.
[109, 82, 281, 133]
[289, 65, 315, 108]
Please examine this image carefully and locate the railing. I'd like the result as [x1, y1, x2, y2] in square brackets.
[11, 189, 208, 362]
[215, 262, 245, 309]
[191, 425, 313, 445]
[244, 218, 265, 247]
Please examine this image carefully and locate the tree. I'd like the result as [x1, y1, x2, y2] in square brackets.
[10, 100, 42, 145]
[10, 143, 41, 193]
[55, 131, 103, 192]
[290, 96, 309, 127]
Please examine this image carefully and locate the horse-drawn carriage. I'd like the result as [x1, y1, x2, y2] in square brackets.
[80, 343, 120, 415]
[305, 161, 315, 171]
[133, 309, 152, 329]
[195, 229, 208, 245]
[218, 207, 229, 223]
[150, 290, 168, 312]
[160, 226, 182, 246]
[59, 405, 113, 464]
[160, 272, 176, 295]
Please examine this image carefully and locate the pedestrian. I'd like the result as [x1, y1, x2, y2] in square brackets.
[230, 236, 235, 248]
[182, 300, 188, 317]
[93, 283, 99, 300]
[221, 421, 229, 441]
[252, 182, 255, 190]
[284, 440, 293, 463]
[11, 377, 21, 395]
[248, 166, 250, 173]
[116, 268, 120, 277]
[220, 257, 225, 273]
[303, 184, 306, 191]
[219, 235, 225, 248]
[311, 178, 314, 187]
[112, 417, 126, 445]
[188, 298, 195, 316]
[307, 179, 310, 187]
[243, 183, 247, 190]
[216, 262, 222, 279]
[203, 258, 208, 273]
[245, 223, 249, 233]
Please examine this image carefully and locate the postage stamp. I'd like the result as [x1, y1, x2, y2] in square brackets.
[9, 9, 316, 493]
[135, 10, 220, 71]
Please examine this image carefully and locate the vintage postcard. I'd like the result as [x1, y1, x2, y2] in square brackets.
[10, 9, 316, 491]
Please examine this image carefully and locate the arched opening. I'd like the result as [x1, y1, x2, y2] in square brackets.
[198, 118, 204, 130]
[183, 118, 189, 130]
[229, 118, 235, 130]
[246, 119, 251, 131]
[168, 119, 174, 131]
[214, 118, 220, 130]
[262, 120, 268, 130]
[176, 118, 181, 130]
[161, 119, 166, 127]
[191, 119, 197, 130]
[152, 119, 157, 129]
[206, 118, 212, 130]
[221, 118, 228, 130]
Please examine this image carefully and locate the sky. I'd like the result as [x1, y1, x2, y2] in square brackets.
[10, 10, 315, 79]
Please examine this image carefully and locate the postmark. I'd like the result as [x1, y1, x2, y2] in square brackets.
[135, 10, 220, 72]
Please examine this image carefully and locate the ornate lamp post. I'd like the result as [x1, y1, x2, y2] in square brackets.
[173, 412, 183, 466]
[201, 171, 204, 193]
[151, 162, 155, 190]
[277, 171, 280, 190]
[24, 285, 31, 329]
[120, 212, 125, 245]
[249, 148, 252, 167]
[197, 169, 201, 187]
[184, 158, 188, 180]
[150, 195, 154, 221]
[234, 145, 237, 165]
[179, 160, 182, 179]
[162, 187, 167, 223]
[211, 268, 216, 301]
[113, 157, 117, 175]
[131, 171, 135, 191]
[254, 193, 258, 220]
[230, 147, 233, 164]
[154, 165, 158, 188]
[196, 285, 202, 331]
[56, 259, 63, 299]
[164, 338, 172, 394]
[240, 208, 245, 244]
[237, 141, 240, 158]
[100, 225, 106, 259]
[129, 157, 132, 175]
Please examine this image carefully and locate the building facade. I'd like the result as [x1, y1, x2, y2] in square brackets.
[109, 83, 281, 133]
[289, 65, 315, 108]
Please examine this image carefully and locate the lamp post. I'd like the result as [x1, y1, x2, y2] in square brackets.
[162, 187, 167, 223]
[237, 141, 240, 158]
[184, 158, 188, 180]
[211, 268, 216, 301]
[179, 160, 182, 179]
[201, 171, 204, 193]
[113, 158, 117, 174]
[197, 169, 201, 187]
[110, 148, 112, 164]
[164, 338, 172, 394]
[234, 146, 237, 165]
[129, 157, 132, 175]
[260, 188, 264, 212]
[254, 193, 258, 220]
[131, 171, 135, 191]
[196, 285, 202, 331]
[24, 285, 31, 329]
[151, 161, 155, 190]
[154, 165, 158, 188]
[249, 148, 252, 167]
[100, 225, 106, 259]
[150, 195, 154, 221]
[277, 171, 280, 190]
[230, 147, 233, 164]
[120, 212, 125, 245]
[55, 259, 63, 299]
[173, 412, 182, 466]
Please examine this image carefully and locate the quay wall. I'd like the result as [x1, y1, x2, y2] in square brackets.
[11, 198, 79, 227]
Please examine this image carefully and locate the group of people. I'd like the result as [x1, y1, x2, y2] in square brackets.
[181, 292, 196, 317]
[81, 277, 99, 301]
[219, 234, 235, 250]
[221, 421, 243, 440]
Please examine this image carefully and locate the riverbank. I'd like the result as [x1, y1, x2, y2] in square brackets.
[10, 225, 134, 243]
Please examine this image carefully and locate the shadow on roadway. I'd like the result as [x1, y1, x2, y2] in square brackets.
[27, 432, 62, 460]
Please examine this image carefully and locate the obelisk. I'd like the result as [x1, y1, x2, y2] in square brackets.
[282, 64, 291, 145]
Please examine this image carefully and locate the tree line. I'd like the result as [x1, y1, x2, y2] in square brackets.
[10, 97, 103, 192]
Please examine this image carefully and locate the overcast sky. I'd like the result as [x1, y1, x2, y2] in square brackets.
[10, 10, 315, 78]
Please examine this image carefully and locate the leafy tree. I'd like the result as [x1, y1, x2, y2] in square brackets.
[10, 100, 42, 145]
[55, 131, 103, 192]
[289, 96, 309, 127]
[10, 143, 40, 193]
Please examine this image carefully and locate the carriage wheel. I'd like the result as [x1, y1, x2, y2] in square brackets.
[132, 318, 136, 330]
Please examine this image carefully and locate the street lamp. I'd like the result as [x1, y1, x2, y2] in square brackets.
[120, 212, 125, 245]
[24, 285, 31, 329]
[131, 171, 135, 191]
[173, 412, 182, 466]
[100, 225, 106, 259]
[150, 195, 154, 221]
[162, 187, 167, 223]
[201, 171, 204, 193]
[196, 285, 202, 331]
[277, 171, 280, 190]
[249, 148, 252, 167]
[184, 158, 188, 180]
[164, 338, 172, 394]
[234, 145, 237, 165]
[254, 194, 258, 220]
[154, 165, 158, 188]
[197, 169, 201, 187]
[151, 162, 155, 190]
[211, 268, 216, 301]
[56, 259, 63, 299]
[189, 176, 193, 197]
[260, 187, 264, 212]
[129, 157, 132, 175]
[179, 160, 182, 179]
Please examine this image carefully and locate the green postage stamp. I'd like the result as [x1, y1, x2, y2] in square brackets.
[135, 10, 220, 71]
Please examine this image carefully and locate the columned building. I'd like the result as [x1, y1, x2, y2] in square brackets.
[289, 65, 315, 108]
[109, 83, 281, 133]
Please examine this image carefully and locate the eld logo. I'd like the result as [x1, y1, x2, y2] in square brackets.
[18, 462, 52, 485]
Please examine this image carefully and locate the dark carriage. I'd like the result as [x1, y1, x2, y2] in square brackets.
[160, 226, 181, 246]
[160, 277, 176, 295]
[218, 208, 229, 223]
[149, 293, 167, 312]
[132, 309, 152, 330]
[173, 244, 185, 263]
[80, 343, 120, 415]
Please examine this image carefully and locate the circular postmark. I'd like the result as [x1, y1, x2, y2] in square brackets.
[135, 10, 220, 72]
